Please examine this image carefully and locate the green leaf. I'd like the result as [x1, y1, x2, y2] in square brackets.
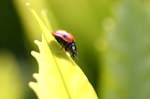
[28, 7, 98, 99]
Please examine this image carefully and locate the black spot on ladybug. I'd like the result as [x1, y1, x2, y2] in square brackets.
[63, 34, 67, 38]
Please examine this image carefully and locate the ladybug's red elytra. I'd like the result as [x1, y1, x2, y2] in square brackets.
[52, 30, 77, 58]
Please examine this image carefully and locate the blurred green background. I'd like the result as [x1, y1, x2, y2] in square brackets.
[0, 0, 149, 99]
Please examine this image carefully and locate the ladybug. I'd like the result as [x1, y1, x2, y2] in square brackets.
[52, 30, 77, 58]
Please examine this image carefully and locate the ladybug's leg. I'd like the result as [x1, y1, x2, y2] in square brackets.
[64, 43, 71, 51]
[55, 37, 66, 49]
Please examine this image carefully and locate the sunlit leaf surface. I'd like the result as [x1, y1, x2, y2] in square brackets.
[28, 6, 98, 99]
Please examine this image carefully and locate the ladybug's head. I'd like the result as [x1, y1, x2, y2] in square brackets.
[70, 43, 77, 58]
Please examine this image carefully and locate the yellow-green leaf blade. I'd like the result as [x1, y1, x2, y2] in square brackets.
[28, 5, 98, 99]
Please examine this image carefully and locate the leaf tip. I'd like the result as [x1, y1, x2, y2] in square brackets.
[33, 73, 39, 81]
[31, 51, 39, 58]
[34, 40, 42, 46]
[28, 81, 39, 95]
